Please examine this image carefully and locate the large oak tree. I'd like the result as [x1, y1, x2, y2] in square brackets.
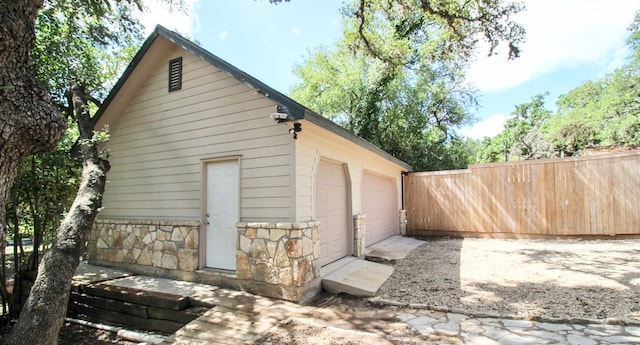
[0, 0, 169, 343]
[0, 0, 67, 257]
[290, 0, 525, 170]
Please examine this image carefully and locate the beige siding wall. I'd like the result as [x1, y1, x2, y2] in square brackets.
[295, 121, 405, 223]
[99, 41, 294, 222]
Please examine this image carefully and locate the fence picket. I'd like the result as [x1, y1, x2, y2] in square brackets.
[405, 152, 640, 238]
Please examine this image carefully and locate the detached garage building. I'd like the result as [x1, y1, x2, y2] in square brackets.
[88, 25, 411, 302]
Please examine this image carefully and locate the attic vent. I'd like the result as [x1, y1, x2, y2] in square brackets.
[168, 57, 182, 92]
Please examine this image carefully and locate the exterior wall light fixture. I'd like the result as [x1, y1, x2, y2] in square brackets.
[270, 104, 292, 123]
[270, 104, 302, 140]
[290, 122, 302, 140]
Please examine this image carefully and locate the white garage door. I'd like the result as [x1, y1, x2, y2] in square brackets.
[316, 159, 349, 266]
[362, 172, 397, 245]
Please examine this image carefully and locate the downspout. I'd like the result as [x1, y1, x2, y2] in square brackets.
[401, 171, 409, 210]
[401, 171, 410, 235]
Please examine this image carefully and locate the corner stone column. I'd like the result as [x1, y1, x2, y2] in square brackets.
[236, 221, 321, 302]
[399, 209, 407, 235]
[353, 214, 366, 258]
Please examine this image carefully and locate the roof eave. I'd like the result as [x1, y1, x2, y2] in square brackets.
[93, 25, 412, 171]
[303, 110, 413, 171]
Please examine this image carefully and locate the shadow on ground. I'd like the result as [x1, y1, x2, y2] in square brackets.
[376, 237, 640, 321]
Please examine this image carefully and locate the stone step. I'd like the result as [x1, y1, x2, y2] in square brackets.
[68, 299, 186, 334]
[321, 258, 393, 297]
[69, 271, 210, 335]
[80, 283, 191, 310]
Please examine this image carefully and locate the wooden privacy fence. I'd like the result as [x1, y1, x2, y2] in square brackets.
[404, 151, 640, 238]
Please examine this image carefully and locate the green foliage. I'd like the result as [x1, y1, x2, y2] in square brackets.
[474, 134, 507, 163]
[32, 0, 145, 115]
[292, 0, 523, 171]
[3, 0, 146, 281]
[546, 58, 640, 155]
[1, 0, 184, 330]
[425, 136, 480, 171]
[291, 43, 476, 171]
[347, 0, 525, 64]
[627, 11, 640, 62]
[502, 93, 554, 160]
[544, 81, 604, 155]
[472, 10, 640, 162]
[3, 1, 145, 259]
[7, 125, 81, 251]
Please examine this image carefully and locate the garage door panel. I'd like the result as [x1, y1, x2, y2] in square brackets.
[362, 173, 397, 245]
[316, 160, 349, 266]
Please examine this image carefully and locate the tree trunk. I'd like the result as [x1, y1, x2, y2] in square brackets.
[0, 0, 66, 257]
[5, 84, 109, 345]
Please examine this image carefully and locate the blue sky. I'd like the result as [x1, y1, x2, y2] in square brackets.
[142, 0, 639, 139]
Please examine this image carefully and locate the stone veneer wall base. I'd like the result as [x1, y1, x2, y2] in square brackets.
[399, 210, 407, 236]
[90, 219, 200, 272]
[90, 219, 322, 303]
[353, 215, 366, 258]
[236, 221, 321, 302]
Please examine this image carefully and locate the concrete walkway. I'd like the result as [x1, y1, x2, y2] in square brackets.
[163, 294, 315, 344]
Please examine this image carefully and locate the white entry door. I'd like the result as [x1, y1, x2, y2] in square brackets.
[205, 160, 239, 270]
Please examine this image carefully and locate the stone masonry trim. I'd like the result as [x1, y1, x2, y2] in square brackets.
[90, 219, 199, 272]
[236, 221, 320, 295]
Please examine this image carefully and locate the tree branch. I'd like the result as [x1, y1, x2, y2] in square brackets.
[86, 94, 102, 108]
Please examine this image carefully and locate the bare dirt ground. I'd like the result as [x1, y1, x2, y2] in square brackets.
[6, 237, 640, 344]
[247, 317, 399, 345]
[57, 322, 137, 345]
[0, 321, 138, 345]
[376, 237, 640, 321]
[252, 237, 640, 344]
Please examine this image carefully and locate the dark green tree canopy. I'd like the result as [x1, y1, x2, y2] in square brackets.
[473, 10, 640, 163]
[290, 0, 524, 170]
[0, 1, 182, 343]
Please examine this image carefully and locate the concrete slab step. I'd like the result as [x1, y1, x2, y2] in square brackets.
[321, 258, 393, 297]
[366, 235, 425, 261]
[320, 256, 357, 277]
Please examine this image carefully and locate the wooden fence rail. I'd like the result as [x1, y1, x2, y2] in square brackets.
[404, 151, 640, 238]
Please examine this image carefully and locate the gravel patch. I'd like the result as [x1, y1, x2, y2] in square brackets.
[377, 237, 640, 321]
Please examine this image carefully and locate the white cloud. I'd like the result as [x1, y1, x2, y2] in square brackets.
[466, 0, 639, 92]
[138, 0, 199, 37]
[291, 27, 301, 36]
[219, 30, 229, 41]
[460, 113, 510, 139]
